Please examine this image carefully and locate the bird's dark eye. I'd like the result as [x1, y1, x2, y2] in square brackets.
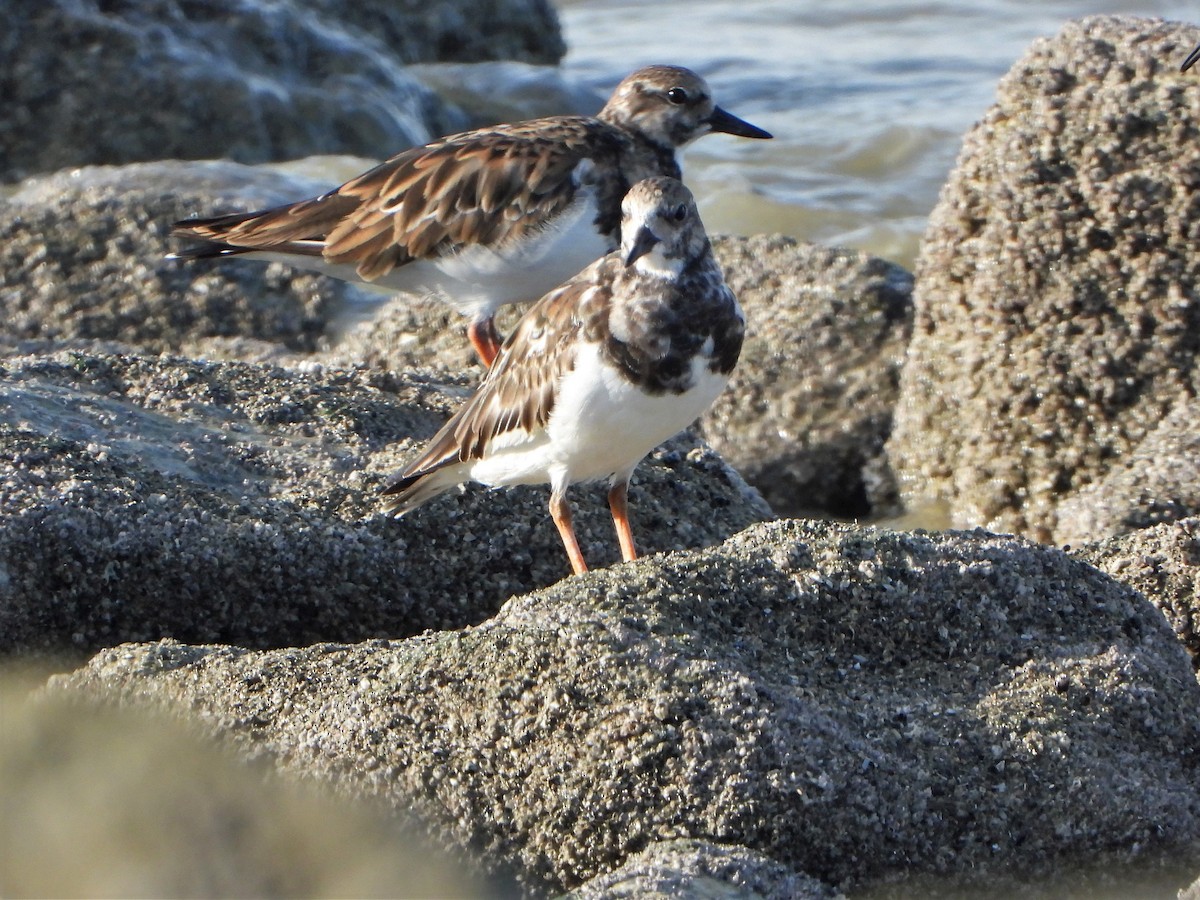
[666, 87, 689, 105]
[672, 204, 687, 222]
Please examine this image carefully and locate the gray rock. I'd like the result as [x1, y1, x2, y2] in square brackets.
[565, 839, 839, 900]
[1056, 397, 1200, 548]
[0, 350, 770, 655]
[887, 16, 1200, 543]
[1073, 517, 1200, 673]
[330, 235, 915, 521]
[303, 0, 564, 66]
[0, 0, 563, 181]
[50, 520, 1200, 895]
[407, 62, 603, 131]
[0, 161, 368, 354]
[0, 678, 489, 898]
[328, 290, 507, 376]
[704, 235, 912, 519]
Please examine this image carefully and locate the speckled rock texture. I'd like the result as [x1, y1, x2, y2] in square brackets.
[0, 161, 369, 355]
[51, 521, 1200, 896]
[0, 351, 769, 655]
[704, 236, 912, 519]
[1056, 396, 1200, 548]
[888, 16, 1200, 543]
[1074, 517, 1200, 673]
[0, 0, 564, 182]
[335, 235, 915, 520]
[564, 839, 839, 900]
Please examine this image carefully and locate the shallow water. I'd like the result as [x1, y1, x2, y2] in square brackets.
[558, 0, 1197, 267]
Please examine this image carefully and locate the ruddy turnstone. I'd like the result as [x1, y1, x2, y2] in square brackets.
[1184, 43, 1200, 71]
[380, 176, 743, 576]
[169, 65, 770, 366]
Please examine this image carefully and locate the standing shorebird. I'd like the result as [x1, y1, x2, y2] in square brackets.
[380, 177, 743, 576]
[169, 65, 770, 365]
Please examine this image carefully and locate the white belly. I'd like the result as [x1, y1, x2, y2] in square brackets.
[245, 193, 609, 320]
[468, 342, 730, 490]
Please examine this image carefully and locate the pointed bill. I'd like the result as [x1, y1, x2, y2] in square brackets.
[707, 105, 773, 140]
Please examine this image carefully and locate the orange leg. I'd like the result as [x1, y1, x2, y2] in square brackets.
[467, 317, 502, 367]
[608, 481, 638, 563]
[549, 491, 588, 576]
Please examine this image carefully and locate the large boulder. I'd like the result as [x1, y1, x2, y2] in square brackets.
[0, 0, 564, 182]
[888, 16, 1200, 543]
[0, 351, 770, 655]
[565, 839, 838, 900]
[1055, 396, 1200, 548]
[51, 520, 1200, 895]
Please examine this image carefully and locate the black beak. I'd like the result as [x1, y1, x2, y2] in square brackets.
[708, 105, 773, 139]
[1184, 42, 1200, 72]
[624, 226, 661, 266]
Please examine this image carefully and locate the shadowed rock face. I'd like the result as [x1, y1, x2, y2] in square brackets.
[0, 0, 564, 182]
[889, 15, 1200, 543]
[50, 520, 1200, 896]
[704, 235, 912, 520]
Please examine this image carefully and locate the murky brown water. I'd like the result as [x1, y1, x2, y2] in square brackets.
[559, 0, 1197, 269]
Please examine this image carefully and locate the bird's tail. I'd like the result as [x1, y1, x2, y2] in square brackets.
[380, 464, 465, 517]
[168, 191, 352, 260]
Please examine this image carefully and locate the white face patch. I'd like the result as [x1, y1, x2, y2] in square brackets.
[632, 243, 685, 279]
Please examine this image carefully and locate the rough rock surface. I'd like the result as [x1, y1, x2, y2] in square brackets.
[704, 235, 912, 519]
[0, 161, 368, 355]
[565, 839, 838, 900]
[51, 521, 1200, 896]
[1074, 517, 1200, 672]
[0, 351, 770, 655]
[1056, 396, 1200, 548]
[335, 236, 915, 520]
[0, 0, 564, 181]
[888, 16, 1200, 543]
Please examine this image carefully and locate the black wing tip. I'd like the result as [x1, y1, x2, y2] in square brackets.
[379, 472, 418, 498]
[165, 239, 252, 261]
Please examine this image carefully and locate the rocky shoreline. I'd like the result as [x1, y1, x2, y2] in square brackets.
[2, 5, 1200, 898]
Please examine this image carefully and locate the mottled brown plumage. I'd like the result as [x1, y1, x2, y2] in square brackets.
[171, 66, 770, 365]
[381, 177, 743, 576]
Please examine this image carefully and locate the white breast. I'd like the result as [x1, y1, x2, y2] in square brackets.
[467, 341, 730, 491]
[237, 190, 610, 321]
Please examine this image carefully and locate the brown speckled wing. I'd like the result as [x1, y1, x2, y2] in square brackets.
[323, 118, 607, 281]
[172, 118, 613, 274]
[386, 254, 619, 488]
